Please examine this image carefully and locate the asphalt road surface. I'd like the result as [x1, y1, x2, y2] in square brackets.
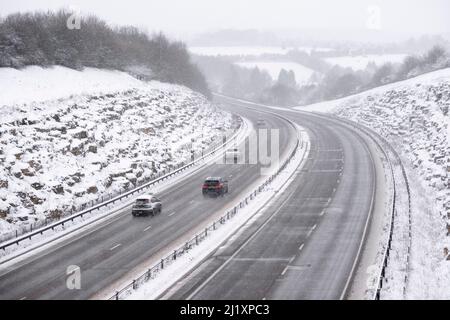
[0, 104, 295, 300]
[162, 97, 375, 300]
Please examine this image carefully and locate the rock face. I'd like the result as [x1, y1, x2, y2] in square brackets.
[31, 182, 44, 190]
[87, 186, 98, 194]
[0, 180, 8, 188]
[88, 145, 98, 153]
[0, 207, 8, 218]
[52, 184, 64, 195]
[333, 75, 450, 299]
[0, 85, 234, 230]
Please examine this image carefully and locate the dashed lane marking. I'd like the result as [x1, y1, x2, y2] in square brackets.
[109, 243, 121, 251]
[306, 224, 317, 238]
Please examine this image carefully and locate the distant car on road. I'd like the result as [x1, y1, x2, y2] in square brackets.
[202, 177, 229, 197]
[132, 194, 162, 216]
[225, 147, 241, 163]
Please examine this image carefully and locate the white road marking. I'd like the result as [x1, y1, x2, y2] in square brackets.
[168, 211, 176, 217]
[232, 257, 290, 262]
[319, 149, 342, 152]
[299, 243, 305, 251]
[20, 296, 26, 300]
[109, 243, 121, 251]
[307, 224, 317, 238]
[143, 225, 152, 232]
[281, 266, 289, 276]
[320, 209, 326, 216]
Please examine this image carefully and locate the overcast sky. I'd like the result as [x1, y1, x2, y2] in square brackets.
[1, 0, 449, 41]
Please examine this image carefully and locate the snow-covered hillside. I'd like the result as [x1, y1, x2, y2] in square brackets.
[296, 68, 450, 298]
[324, 54, 408, 71]
[0, 66, 147, 107]
[0, 66, 234, 235]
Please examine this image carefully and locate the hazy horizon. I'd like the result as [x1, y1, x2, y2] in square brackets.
[1, 0, 450, 44]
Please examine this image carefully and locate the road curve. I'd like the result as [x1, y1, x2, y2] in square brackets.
[0, 105, 296, 300]
[161, 96, 376, 300]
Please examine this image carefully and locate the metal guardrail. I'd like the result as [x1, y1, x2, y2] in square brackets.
[0, 119, 245, 251]
[330, 115, 412, 300]
[109, 113, 301, 300]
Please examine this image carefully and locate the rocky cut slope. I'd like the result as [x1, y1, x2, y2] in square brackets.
[0, 67, 234, 235]
[297, 68, 450, 298]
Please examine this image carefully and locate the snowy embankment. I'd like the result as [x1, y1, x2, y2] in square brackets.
[296, 68, 450, 299]
[0, 66, 234, 236]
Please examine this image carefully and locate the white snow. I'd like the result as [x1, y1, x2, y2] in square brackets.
[189, 46, 332, 57]
[296, 68, 450, 299]
[235, 61, 316, 85]
[0, 65, 234, 237]
[0, 66, 145, 106]
[295, 68, 450, 113]
[189, 46, 295, 57]
[0, 117, 251, 265]
[324, 54, 408, 70]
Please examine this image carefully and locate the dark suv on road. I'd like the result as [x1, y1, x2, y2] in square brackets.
[202, 177, 229, 197]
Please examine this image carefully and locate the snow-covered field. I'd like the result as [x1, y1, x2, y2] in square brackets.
[235, 61, 316, 85]
[189, 46, 331, 57]
[0, 66, 233, 236]
[325, 54, 408, 70]
[296, 68, 450, 299]
[0, 66, 147, 107]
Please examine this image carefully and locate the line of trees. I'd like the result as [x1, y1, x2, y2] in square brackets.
[0, 10, 210, 97]
[301, 45, 450, 103]
[192, 55, 273, 101]
[194, 45, 450, 106]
